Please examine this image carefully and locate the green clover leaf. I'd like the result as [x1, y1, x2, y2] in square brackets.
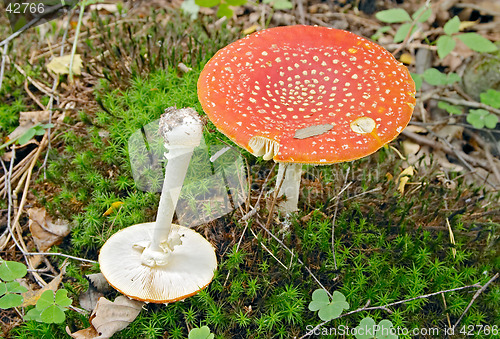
[0, 260, 27, 281]
[188, 325, 214, 339]
[480, 89, 500, 109]
[309, 289, 349, 321]
[55, 289, 72, 307]
[40, 304, 66, 324]
[355, 317, 398, 339]
[355, 317, 377, 339]
[467, 109, 498, 129]
[0, 293, 24, 309]
[376, 319, 398, 339]
[438, 101, 462, 115]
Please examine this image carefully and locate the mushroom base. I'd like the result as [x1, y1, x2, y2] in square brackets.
[99, 222, 217, 303]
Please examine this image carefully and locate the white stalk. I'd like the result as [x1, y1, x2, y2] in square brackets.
[139, 108, 203, 267]
[275, 162, 302, 214]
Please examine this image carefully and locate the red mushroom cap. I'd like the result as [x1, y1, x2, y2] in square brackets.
[198, 25, 416, 164]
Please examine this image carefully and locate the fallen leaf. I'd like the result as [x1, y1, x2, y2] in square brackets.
[47, 54, 82, 75]
[243, 24, 259, 35]
[86, 273, 112, 293]
[21, 266, 65, 307]
[79, 285, 103, 312]
[402, 140, 420, 157]
[28, 208, 70, 252]
[102, 202, 123, 216]
[397, 166, 414, 194]
[79, 274, 111, 312]
[399, 53, 414, 65]
[19, 111, 50, 125]
[67, 296, 144, 339]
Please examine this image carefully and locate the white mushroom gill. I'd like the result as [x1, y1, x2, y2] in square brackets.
[138, 107, 203, 268]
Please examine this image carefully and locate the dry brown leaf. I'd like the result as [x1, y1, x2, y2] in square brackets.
[402, 140, 421, 157]
[79, 274, 111, 312]
[67, 296, 144, 339]
[86, 273, 112, 293]
[28, 208, 70, 252]
[397, 166, 414, 194]
[19, 111, 50, 125]
[47, 54, 82, 75]
[21, 266, 65, 307]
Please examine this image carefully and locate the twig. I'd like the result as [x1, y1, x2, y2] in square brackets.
[23, 252, 96, 264]
[0, 44, 7, 92]
[401, 129, 490, 170]
[452, 273, 499, 330]
[254, 219, 332, 298]
[331, 201, 339, 271]
[248, 224, 287, 270]
[300, 283, 482, 338]
[432, 95, 500, 117]
[0, 3, 66, 48]
[68, 3, 86, 83]
[265, 164, 287, 228]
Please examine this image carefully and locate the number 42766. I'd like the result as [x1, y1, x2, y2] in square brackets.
[6, 2, 45, 14]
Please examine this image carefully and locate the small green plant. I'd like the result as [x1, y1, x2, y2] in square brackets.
[188, 325, 214, 339]
[375, 7, 498, 58]
[466, 109, 498, 129]
[410, 68, 460, 91]
[374, 6, 432, 43]
[195, 0, 246, 18]
[24, 289, 72, 324]
[0, 123, 54, 150]
[355, 317, 398, 339]
[0, 260, 28, 310]
[436, 88, 499, 129]
[436, 16, 498, 59]
[308, 289, 399, 338]
[308, 289, 349, 321]
[191, 0, 292, 19]
[0, 259, 72, 325]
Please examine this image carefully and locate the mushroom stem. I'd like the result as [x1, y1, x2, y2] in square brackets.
[140, 107, 203, 267]
[275, 162, 302, 214]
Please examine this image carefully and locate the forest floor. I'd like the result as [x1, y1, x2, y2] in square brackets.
[0, 0, 499, 338]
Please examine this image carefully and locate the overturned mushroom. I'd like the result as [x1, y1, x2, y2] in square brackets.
[99, 107, 217, 303]
[198, 25, 415, 214]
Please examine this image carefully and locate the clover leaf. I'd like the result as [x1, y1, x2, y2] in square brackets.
[480, 89, 500, 109]
[0, 260, 27, 281]
[467, 109, 498, 129]
[25, 289, 72, 324]
[188, 325, 214, 339]
[355, 317, 398, 339]
[309, 289, 349, 321]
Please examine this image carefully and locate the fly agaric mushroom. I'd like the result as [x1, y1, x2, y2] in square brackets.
[198, 25, 415, 214]
[99, 107, 217, 303]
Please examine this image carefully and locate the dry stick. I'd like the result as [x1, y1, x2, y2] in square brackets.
[331, 201, 339, 271]
[8, 60, 57, 97]
[24, 81, 46, 110]
[2, 141, 95, 266]
[0, 147, 43, 286]
[295, 0, 306, 25]
[0, 147, 37, 197]
[41, 10, 72, 177]
[452, 273, 499, 330]
[248, 223, 287, 270]
[241, 162, 277, 221]
[223, 222, 249, 287]
[300, 283, 482, 338]
[0, 44, 7, 91]
[432, 95, 500, 117]
[401, 129, 490, 170]
[254, 219, 332, 298]
[265, 163, 287, 228]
